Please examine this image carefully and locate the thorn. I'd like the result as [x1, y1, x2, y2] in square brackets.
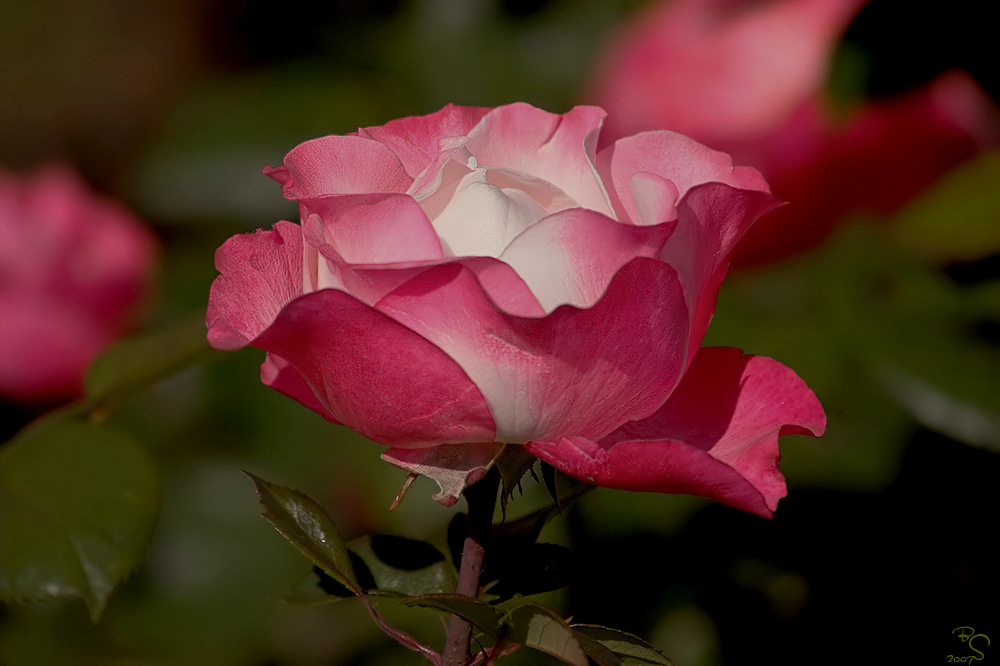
[389, 472, 418, 512]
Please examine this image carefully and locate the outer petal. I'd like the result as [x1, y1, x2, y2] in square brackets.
[664, 182, 782, 353]
[206, 220, 496, 445]
[359, 104, 492, 179]
[466, 104, 614, 217]
[381, 442, 507, 506]
[264, 135, 412, 200]
[207, 220, 304, 350]
[526, 347, 826, 518]
[251, 289, 497, 447]
[597, 130, 771, 226]
[260, 352, 336, 422]
[375, 257, 690, 444]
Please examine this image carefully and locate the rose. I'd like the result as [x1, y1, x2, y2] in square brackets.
[206, 103, 825, 517]
[0, 165, 156, 404]
[589, 0, 997, 266]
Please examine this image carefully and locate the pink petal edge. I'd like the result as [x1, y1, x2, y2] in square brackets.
[375, 257, 691, 445]
[526, 347, 826, 518]
[251, 288, 498, 448]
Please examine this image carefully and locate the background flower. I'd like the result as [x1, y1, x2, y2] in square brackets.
[588, 0, 999, 265]
[0, 165, 156, 404]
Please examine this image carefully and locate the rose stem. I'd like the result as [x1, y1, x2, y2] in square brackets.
[441, 467, 501, 666]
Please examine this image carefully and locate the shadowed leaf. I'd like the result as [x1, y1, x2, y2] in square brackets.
[0, 419, 159, 621]
[572, 624, 674, 665]
[352, 534, 455, 597]
[502, 603, 591, 665]
[403, 593, 504, 639]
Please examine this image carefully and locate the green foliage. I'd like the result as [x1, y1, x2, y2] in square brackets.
[892, 151, 1000, 262]
[245, 473, 359, 592]
[352, 534, 456, 598]
[0, 419, 159, 621]
[572, 625, 676, 665]
[502, 603, 592, 665]
[85, 312, 223, 409]
[403, 593, 505, 640]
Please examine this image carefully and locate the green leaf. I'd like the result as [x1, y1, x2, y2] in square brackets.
[279, 565, 359, 606]
[572, 625, 675, 666]
[350, 534, 455, 597]
[245, 473, 358, 592]
[485, 541, 575, 601]
[0, 419, 159, 621]
[402, 593, 504, 639]
[892, 151, 1000, 262]
[502, 603, 591, 666]
[85, 312, 223, 406]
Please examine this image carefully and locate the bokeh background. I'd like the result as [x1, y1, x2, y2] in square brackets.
[2, 0, 999, 664]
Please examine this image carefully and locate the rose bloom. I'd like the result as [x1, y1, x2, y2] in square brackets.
[0, 165, 156, 404]
[207, 103, 825, 518]
[589, 0, 998, 266]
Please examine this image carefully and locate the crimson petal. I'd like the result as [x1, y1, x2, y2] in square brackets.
[526, 347, 826, 517]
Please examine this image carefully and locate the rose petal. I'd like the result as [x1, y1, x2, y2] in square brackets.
[381, 442, 507, 506]
[375, 257, 690, 444]
[299, 193, 444, 264]
[263, 135, 412, 200]
[664, 182, 782, 352]
[597, 130, 772, 225]
[430, 168, 547, 257]
[467, 103, 614, 217]
[498, 208, 675, 312]
[207, 220, 304, 350]
[251, 289, 497, 447]
[260, 352, 337, 423]
[359, 104, 491, 179]
[629, 171, 680, 226]
[526, 347, 826, 517]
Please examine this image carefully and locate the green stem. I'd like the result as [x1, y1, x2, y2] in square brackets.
[441, 468, 500, 666]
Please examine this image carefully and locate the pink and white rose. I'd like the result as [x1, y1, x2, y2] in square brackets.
[0, 165, 156, 404]
[206, 103, 825, 517]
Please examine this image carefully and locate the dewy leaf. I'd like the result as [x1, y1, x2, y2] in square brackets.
[402, 593, 504, 639]
[85, 312, 223, 406]
[571, 625, 675, 665]
[502, 603, 591, 666]
[350, 534, 456, 597]
[0, 419, 159, 621]
[245, 473, 359, 592]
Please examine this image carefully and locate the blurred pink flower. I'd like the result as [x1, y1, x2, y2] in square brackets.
[0, 165, 157, 404]
[590, 0, 997, 266]
[207, 103, 825, 517]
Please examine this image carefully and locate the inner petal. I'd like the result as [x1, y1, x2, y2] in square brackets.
[430, 168, 547, 258]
